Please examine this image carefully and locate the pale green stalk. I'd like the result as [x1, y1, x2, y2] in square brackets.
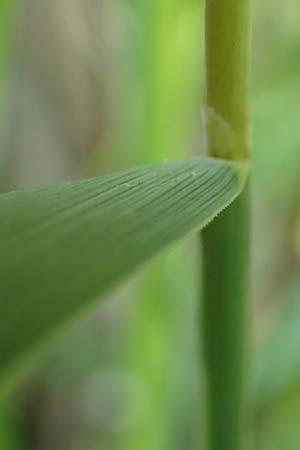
[121, 2, 203, 449]
[201, 1, 252, 450]
[205, 0, 251, 161]
[122, 2, 187, 450]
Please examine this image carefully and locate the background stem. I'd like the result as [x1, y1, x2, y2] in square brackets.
[201, 0, 252, 449]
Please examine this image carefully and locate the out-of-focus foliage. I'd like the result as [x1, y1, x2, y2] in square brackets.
[0, 0, 11, 152]
[251, 1, 300, 448]
[0, 0, 299, 449]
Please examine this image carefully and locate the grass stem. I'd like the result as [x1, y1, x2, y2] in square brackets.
[201, 0, 252, 449]
[205, 0, 251, 160]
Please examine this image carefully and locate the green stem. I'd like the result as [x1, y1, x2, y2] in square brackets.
[205, 0, 251, 160]
[201, 0, 252, 449]
[202, 186, 250, 450]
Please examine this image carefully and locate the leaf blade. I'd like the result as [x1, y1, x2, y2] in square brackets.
[0, 156, 245, 384]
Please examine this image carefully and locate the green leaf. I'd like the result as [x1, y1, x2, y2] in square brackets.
[0, 156, 246, 388]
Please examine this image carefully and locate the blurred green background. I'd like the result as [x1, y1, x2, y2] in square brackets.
[0, 0, 300, 449]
